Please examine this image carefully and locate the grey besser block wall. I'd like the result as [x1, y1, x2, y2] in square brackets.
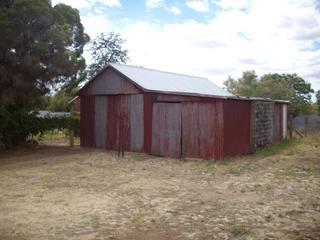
[251, 101, 274, 148]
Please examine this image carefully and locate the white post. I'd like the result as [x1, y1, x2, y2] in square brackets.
[282, 104, 288, 139]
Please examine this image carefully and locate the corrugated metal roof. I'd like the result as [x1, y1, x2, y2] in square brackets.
[110, 63, 233, 97]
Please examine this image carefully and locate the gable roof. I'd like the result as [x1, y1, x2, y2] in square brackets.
[79, 63, 233, 97]
[109, 63, 233, 97]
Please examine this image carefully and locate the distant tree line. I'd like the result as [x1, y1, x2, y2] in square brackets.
[224, 71, 317, 117]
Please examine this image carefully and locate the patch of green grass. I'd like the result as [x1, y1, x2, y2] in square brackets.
[275, 165, 313, 178]
[255, 139, 295, 157]
[193, 160, 217, 176]
[231, 226, 252, 236]
[38, 129, 80, 144]
[265, 214, 273, 222]
[228, 163, 255, 175]
[42, 129, 67, 140]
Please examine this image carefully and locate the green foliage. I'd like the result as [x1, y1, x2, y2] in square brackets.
[47, 90, 73, 112]
[87, 32, 129, 79]
[224, 72, 314, 117]
[0, 0, 89, 106]
[0, 106, 37, 147]
[224, 71, 258, 97]
[0, 107, 80, 149]
[0, 0, 87, 147]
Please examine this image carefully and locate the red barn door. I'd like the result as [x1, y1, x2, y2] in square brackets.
[151, 102, 182, 158]
[182, 101, 216, 159]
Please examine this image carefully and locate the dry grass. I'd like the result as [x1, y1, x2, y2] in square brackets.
[0, 135, 319, 240]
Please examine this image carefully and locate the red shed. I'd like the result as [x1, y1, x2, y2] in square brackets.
[68, 96, 81, 112]
[79, 63, 288, 160]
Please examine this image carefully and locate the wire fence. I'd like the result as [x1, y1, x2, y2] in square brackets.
[293, 115, 320, 135]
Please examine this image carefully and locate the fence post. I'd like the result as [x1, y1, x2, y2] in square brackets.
[289, 114, 293, 139]
[69, 113, 74, 147]
[304, 116, 308, 136]
[69, 127, 74, 147]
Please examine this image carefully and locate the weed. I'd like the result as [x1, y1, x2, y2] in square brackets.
[228, 164, 255, 175]
[265, 215, 273, 222]
[231, 226, 252, 236]
[193, 160, 217, 176]
[275, 165, 313, 178]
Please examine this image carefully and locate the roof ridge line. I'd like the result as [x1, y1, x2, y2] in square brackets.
[110, 63, 209, 80]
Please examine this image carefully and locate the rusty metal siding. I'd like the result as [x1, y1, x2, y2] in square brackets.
[82, 68, 141, 95]
[104, 94, 143, 152]
[198, 101, 216, 159]
[223, 99, 251, 156]
[95, 96, 107, 149]
[130, 94, 144, 151]
[273, 103, 283, 142]
[143, 93, 157, 153]
[157, 95, 183, 102]
[119, 95, 131, 151]
[80, 96, 95, 147]
[151, 102, 182, 158]
[106, 95, 119, 150]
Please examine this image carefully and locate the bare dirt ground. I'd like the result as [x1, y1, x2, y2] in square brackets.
[0, 136, 319, 240]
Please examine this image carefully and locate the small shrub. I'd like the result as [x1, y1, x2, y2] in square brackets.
[231, 226, 252, 236]
[0, 107, 80, 149]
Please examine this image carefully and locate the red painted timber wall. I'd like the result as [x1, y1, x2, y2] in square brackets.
[223, 99, 251, 156]
[80, 96, 95, 147]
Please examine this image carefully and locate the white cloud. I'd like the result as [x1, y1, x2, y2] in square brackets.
[121, 17, 130, 23]
[52, 0, 89, 9]
[52, 0, 121, 9]
[117, 0, 320, 91]
[81, 14, 112, 38]
[99, 0, 121, 7]
[186, 0, 209, 12]
[145, 0, 165, 9]
[215, 0, 251, 10]
[168, 6, 182, 15]
[74, 0, 320, 91]
[145, 0, 182, 16]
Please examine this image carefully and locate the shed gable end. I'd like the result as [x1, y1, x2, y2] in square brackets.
[81, 67, 141, 95]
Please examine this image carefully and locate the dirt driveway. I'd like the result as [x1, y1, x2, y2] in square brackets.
[0, 137, 319, 240]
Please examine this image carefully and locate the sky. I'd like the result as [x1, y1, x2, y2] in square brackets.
[52, 0, 320, 92]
